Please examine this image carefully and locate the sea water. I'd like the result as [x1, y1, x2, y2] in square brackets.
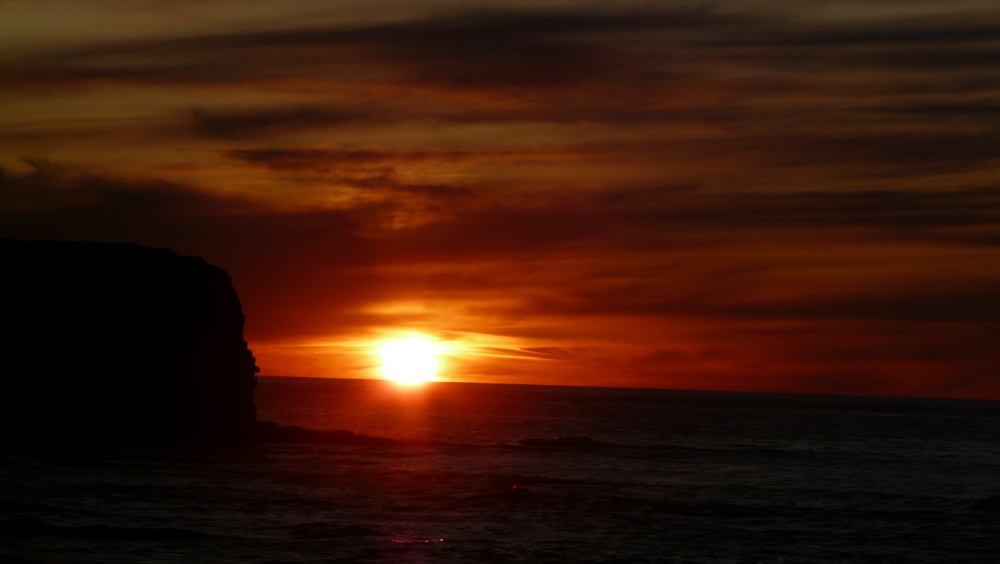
[1, 376, 998, 562]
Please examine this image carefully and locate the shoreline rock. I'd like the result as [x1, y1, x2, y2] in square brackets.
[0, 239, 259, 446]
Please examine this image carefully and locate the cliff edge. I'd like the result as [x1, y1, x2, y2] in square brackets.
[0, 239, 259, 446]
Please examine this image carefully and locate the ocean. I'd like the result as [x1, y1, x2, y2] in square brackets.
[2, 376, 998, 562]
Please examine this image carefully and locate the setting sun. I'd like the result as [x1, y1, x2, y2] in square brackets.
[376, 336, 442, 385]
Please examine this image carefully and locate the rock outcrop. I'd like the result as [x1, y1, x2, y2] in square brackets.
[0, 239, 259, 446]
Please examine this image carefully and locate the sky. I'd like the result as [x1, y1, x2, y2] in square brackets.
[2, 0, 999, 399]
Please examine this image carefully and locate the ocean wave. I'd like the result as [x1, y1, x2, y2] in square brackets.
[969, 495, 1000, 513]
[487, 473, 587, 486]
[256, 425, 626, 453]
[252, 421, 474, 450]
[497, 436, 621, 449]
[285, 522, 381, 540]
[0, 518, 207, 541]
[253, 421, 396, 446]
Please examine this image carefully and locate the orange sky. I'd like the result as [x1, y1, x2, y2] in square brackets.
[2, 1, 999, 398]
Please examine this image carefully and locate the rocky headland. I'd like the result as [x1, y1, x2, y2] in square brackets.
[0, 239, 259, 446]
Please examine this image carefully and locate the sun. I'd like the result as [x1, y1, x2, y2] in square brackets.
[376, 336, 442, 385]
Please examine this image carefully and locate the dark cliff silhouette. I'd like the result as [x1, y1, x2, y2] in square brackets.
[0, 239, 259, 446]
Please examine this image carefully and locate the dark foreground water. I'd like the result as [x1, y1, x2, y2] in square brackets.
[2, 376, 999, 562]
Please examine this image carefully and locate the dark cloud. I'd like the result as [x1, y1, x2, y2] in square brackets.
[893, 100, 1000, 116]
[4, 157, 997, 289]
[221, 147, 570, 170]
[477, 346, 573, 360]
[587, 185, 1000, 252]
[521, 280, 1000, 327]
[0, 160, 608, 343]
[5, 8, 728, 89]
[764, 20, 1000, 48]
[0, 160, 383, 340]
[185, 97, 716, 138]
[721, 287, 1000, 325]
[746, 131, 1000, 173]
[519, 347, 573, 360]
[5, 4, 994, 122]
[3, 2, 999, 397]
[0, 159, 259, 221]
[7, 5, 990, 159]
[191, 106, 377, 139]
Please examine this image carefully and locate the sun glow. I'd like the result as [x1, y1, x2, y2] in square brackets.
[376, 336, 442, 385]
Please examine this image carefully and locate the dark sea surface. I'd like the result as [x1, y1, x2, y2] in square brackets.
[2, 376, 999, 562]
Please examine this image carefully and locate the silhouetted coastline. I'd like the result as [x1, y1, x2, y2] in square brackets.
[0, 239, 259, 448]
[0, 239, 409, 453]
